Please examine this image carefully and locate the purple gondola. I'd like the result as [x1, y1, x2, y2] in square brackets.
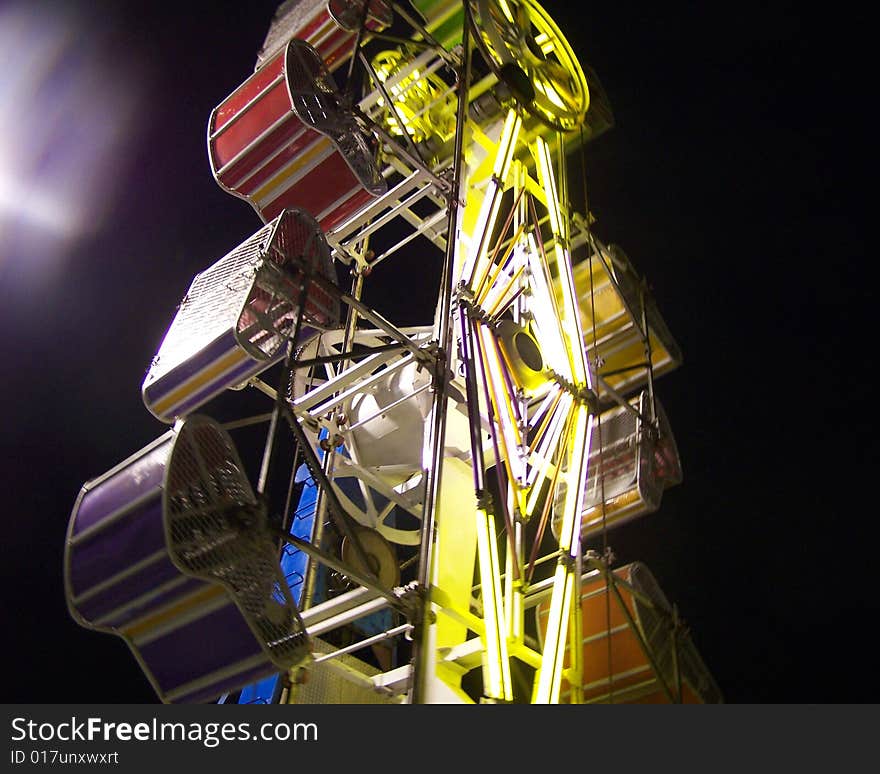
[64, 415, 311, 703]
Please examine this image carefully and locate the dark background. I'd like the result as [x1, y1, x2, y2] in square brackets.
[0, 0, 871, 703]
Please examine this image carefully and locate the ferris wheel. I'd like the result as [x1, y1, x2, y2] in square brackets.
[64, 0, 720, 705]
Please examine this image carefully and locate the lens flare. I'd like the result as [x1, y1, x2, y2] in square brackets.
[0, 2, 142, 272]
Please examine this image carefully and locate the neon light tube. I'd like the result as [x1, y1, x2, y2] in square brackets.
[504, 519, 524, 642]
[534, 137, 562, 237]
[525, 392, 572, 497]
[475, 222, 525, 306]
[497, 0, 516, 24]
[465, 187, 503, 290]
[553, 243, 589, 386]
[485, 262, 525, 319]
[477, 507, 513, 701]
[478, 322, 524, 483]
[533, 563, 573, 703]
[463, 111, 522, 289]
[555, 405, 592, 555]
[474, 324, 521, 492]
[526, 233, 569, 378]
[494, 110, 522, 181]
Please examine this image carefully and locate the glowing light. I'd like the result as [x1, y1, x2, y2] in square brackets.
[493, 110, 522, 181]
[555, 243, 589, 386]
[534, 137, 562, 237]
[476, 506, 513, 701]
[497, 0, 516, 24]
[462, 112, 521, 289]
[538, 80, 568, 111]
[566, 585, 583, 704]
[462, 185, 502, 289]
[0, 172, 75, 235]
[533, 563, 572, 703]
[485, 260, 524, 318]
[534, 32, 554, 55]
[369, 49, 454, 142]
[474, 223, 524, 306]
[504, 523, 524, 642]
[555, 405, 592, 555]
[0, 2, 142, 268]
[534, 137, 590, 386]
[525, 233, 569, 376]
[477, 322, 523, 483]
[525, 393, 572, 506]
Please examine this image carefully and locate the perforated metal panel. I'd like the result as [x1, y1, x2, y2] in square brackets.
[286, 39, 386, 195]
[149, 224, 274, 385]
[165, 415, 310, 669]
[291, 638, 400, 704]
[237, 208, 340, 359]
[142, 209, 339, 422]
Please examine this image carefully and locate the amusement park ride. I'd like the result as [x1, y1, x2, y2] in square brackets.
[64, 0, 722, 704]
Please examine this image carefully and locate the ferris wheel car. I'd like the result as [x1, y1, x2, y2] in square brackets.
[551, 390, 683, 541]
[142, 208, 339, 423]
[534, 562, 722, 703]
[256, 0, 393, 74]
[208, 38, 387, 230]
[64, 416, 311, 704]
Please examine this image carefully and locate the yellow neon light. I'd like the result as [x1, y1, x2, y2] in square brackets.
[552, 572, 575, 703]
[486, 262, 525, 318]
[526, 233, 568, 376]
[464, 186, 502, 289]
[474, 323, 521, 494]
[526, 386, 564, 459]
[529, 431, 567, 562]
[478, 322, 523, 469]
[534, 137, 562, 237]
[556, 405, 592, 555]
[534, 32, 554, 55]
[493, 110, 522, 181]
[464, 113, 521, 289]
[567, 581, 583, 704]
[533, 562, 573, 703]
[525, 392, 572, 498]
[476, 507, 513, 701]
[554, 243, 589, 386]
[497, 0, 516, 24]
[474, 222, 525, 306]
[528, 383, 563, 447]
[504, 522, 524, 642]
[534, 136, 590, 386]
[525, 393, 573, 517]
[541, 81, 568, 111]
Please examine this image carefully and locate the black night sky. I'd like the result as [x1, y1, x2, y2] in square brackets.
[0, 0, 872, 705]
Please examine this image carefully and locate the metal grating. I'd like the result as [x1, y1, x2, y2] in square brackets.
[237, 209, 340, 359]
[164, 416, 310, 669]
[285, 39, 386, 195]
[291, 638, 400, 704]
[147, 225, 273, 383]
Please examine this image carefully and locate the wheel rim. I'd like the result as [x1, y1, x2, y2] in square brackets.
[468, 0, 589, 132]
